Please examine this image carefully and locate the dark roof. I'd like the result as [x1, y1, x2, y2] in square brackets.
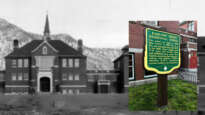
[198, 37, 205, 53]
[113, 54, 124, 63]
[6, 40, 85, 58]
[113, 45, 128, 62]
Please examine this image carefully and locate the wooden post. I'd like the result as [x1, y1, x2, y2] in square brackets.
[157, 74, 168, 107]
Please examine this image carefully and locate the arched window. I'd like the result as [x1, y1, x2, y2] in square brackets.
[42, 46, 47, 55]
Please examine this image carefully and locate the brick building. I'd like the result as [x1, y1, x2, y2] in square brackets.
[128, 21, 197, 81]
[179, 21, 198, 71]
[113, 45, 129, 93]
[1, 15, 128, 94]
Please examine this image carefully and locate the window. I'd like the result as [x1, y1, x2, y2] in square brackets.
[62, 59, 67, 67]
[76, 89, 80, 94]
[23, 73, 29, 80]
[188, 21, 194, 31]
[42, 46, 47, 55]
[189, 38, 197, 43]
[68, 73, 73, 80]
[35, 56, 55, 70]
[74, 74, 79, 80]
[128, 53, 135, 80]
[11, 73, 16, 81]
[74, 59, 79, 68]
[18, 59, 22, 68]
[62, 89, 67, 94]
[68, 89, 73, 94]
[68, 59, 73, 68]
[62, 73, 67, 80]
[18, 73, 22, 80]
[24, 59, 28, 68]
[11, 59, 17, 68]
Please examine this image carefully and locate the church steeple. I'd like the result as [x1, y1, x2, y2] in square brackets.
[43, 14, 50, 40]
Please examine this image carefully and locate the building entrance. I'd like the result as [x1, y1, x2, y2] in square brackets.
[40, 77, 50, 92]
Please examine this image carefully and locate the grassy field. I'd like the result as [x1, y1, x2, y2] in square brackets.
[129, 79, 197, 111]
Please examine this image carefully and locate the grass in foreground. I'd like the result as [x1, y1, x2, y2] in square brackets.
[129, 79, 197, 111]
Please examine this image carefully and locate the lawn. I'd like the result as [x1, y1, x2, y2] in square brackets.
[129, 79, 197, 111]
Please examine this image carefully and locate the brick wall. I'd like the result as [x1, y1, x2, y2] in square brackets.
[158, 21, 179, 34]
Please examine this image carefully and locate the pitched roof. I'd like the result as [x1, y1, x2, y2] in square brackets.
[6, 40, 85, 58]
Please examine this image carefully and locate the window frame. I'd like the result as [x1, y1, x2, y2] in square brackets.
[68, 58, 73, 68]
[18, 73, 23, 81]
[188, 21, 194, 31]
[128, 53, 135, 80]
[23, 59, 28, 68]
[76, 89, 80, 94]
[23, 73, 29, 80]
[74, 59, 79, 68]
[18, 59, 23, 68]
[11, 59, 17, 68]
[68, 73, 73, 81]
[42, 46, 48, 55]
[62, 89, 67, 94]
[68, 89, 73, 94]
[62, 73, 67, 81]
[74, 74, 79, 80]
[11, 73, 16, 81]
[62, 58, 67, 68]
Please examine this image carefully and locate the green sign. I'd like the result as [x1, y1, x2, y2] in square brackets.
[144, 28, 181, 74]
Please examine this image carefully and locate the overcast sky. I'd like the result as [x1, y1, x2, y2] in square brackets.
[0, 0, 204, 48]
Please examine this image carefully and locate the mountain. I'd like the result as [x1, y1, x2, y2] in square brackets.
[0, 18, 122, 70]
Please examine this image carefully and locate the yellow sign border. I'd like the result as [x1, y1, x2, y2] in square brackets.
[144, 28, 181, 74]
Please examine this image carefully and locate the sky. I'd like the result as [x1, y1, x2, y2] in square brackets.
[0, 0, 204, 48]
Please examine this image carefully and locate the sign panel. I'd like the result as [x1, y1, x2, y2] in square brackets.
[144, 28, 181, 74]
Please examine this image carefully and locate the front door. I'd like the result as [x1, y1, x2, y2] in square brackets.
[40, 77, 50, 92]
[100, 85, 108, 93]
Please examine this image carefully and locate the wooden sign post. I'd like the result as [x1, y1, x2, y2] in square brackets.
[157, 74, 168, 106]
[144, 28, 181, 107]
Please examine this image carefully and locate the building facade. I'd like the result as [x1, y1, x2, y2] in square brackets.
[1, 15, 128, 94]
[113, 45, 129, 93]
[128, 21, 197, 81]
[179, 21, 198, 71]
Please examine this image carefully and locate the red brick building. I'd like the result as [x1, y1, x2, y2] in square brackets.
[179, 21, 198, 70]
[129, 21, 197, 81]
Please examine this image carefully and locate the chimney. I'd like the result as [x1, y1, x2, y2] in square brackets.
[77, 39, 83, 54]
[13, 39, 19, 50]
[121, 45, 128, 54]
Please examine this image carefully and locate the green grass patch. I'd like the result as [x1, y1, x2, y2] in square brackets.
[128, 79, 197, 111]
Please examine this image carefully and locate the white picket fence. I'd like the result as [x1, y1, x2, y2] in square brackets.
[179, 70, 198, 84]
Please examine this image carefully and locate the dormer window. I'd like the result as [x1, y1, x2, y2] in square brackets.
[42, 46, 47, 55]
